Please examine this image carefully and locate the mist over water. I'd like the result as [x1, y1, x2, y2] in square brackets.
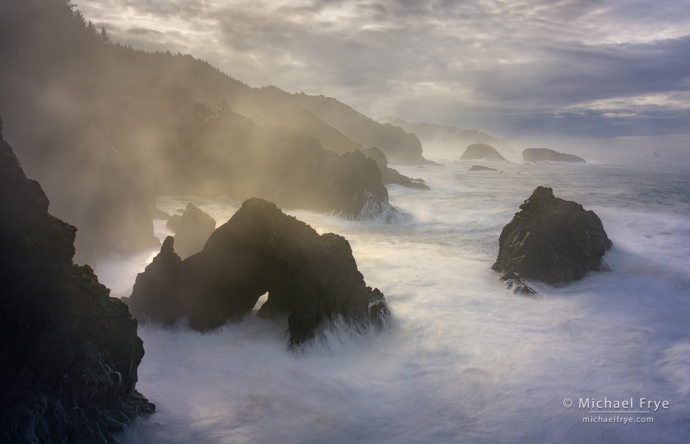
[98, 158, 690, 443]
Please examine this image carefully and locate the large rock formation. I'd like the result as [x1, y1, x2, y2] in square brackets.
[492, 186, 612, 284]
[460, 143, 506, 161]
[126, 198, 389, 344]
[174, 203, 217, 259]
[522, 148, 586, 163]
[0, 117, 153, 443]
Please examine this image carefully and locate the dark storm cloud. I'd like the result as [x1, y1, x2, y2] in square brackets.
[78, 0, 690, 138]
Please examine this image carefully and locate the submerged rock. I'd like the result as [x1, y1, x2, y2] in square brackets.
[460, 143, 506, 161]
[0, 117, 153, 442]
[126, 198, 389, 344]
[522, 148, 585, 163]
[174, 203, 217, 259]
[499, 271, 537, 296]
[469, 165, 498, 172]
[492, 186, 612, 284]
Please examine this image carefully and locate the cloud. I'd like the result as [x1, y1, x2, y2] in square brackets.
[77, 0, 690, 139]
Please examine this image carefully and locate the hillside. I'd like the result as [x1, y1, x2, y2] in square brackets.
[0, 0, 405, 260]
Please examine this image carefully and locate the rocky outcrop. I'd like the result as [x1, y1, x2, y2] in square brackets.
[653, 152, 661, 157]
[492, 186, 612, 284]
[126, 198, 389, 345]
[469, 165, 498, 172]
[0, 117, 153, 443]
[363, 147, 429, 190]
[174, 203, 217, 259]
[522, 148, 585, 163]
[460, 144, 506, 161]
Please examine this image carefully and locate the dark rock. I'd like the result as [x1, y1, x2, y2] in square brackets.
[153, 207, 171, 220]
[469, 165, 498, 172]
[0, 118, 153, 443]
[499, 271, 537, 296]
[492, 186, 612, 284]
[364, 147, 429, 190]
[126, 198, 388, 345]
[460, 143, 506, 161]
[174, 203, 217, 259]
[166, 214, 182, 232]
[653, 152, 661, 157]
[522, 148, 586, 163]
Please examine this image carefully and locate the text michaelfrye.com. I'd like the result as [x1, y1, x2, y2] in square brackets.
[562, 397, 669, 424]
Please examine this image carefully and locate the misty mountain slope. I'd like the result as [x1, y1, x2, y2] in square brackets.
[378, 116, 516, 160]
[0, 0, 404, 260]
[252, 102, 364, 154]
[251, 103, 429, 189]
[161, 107, 393, 217]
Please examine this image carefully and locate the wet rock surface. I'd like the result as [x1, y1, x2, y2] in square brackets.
[126, 198, 389, 344]
[492, 186, 612, 284]
[0, 117, 153, 443]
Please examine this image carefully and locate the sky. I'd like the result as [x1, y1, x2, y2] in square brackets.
[78, 0, 690, 153]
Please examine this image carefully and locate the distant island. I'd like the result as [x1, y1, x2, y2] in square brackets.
[522, 148, 586, 163]
[460, 144, 506, 161]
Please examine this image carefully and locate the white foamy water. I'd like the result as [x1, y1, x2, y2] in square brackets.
[97, 159, 690, 444]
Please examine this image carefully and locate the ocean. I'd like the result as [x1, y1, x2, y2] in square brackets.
[96, 158, 690, 443]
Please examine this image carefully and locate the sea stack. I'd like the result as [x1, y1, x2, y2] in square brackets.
[126, 198, 389, 344]
[493, 186, 612, 285]
[460, 143, 506, 161]
[0, 117, 154, 442]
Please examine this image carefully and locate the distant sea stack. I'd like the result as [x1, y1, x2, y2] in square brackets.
[653, 152, 661, 157]
[523, 148, 586, 163]
[469, 165, 498, 172]
[0, 118, 153, 442]
[173, 203, 217, 259]
[460, 144, 506, 161]
[126, 198, 389, 345]
[493, 186, 612, 285]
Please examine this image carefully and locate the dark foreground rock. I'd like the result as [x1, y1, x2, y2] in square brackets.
[492, 186, 612, 284]
[0, 118, 153, 443]
[469, 165, 498, 172]
[174, 204, 217, 259]
[522, 148, 585, 163]
[460, 143, 506, 161]
[126, 198, 389, 344]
